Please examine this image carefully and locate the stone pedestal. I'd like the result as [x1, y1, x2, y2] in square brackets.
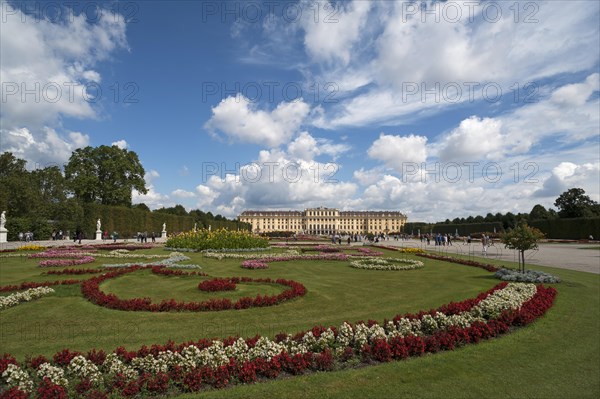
[96, 230, 102, 240]
[161, 230, 167, 239]
[0, 228, 7, 243]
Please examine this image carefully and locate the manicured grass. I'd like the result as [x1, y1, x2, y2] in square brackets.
[101, 270, 285, 302]
[0, 246, 598, 399]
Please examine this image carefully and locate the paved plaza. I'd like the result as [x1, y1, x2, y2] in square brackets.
[378, 239, 600, 274]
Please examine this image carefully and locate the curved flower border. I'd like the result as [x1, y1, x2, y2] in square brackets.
[81, 266, 307, 312]
[240, 253, 349, 270]
[0, 282, 557, 397]
[350, 257, 424, 271]
[0, 287, 55, 311]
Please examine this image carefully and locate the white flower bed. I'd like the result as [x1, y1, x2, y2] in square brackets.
[1, 364, 34, 392]
[0, 282, 539, 392]
[350, 257, 424, 271]
[0, 287, 55, 311]
[202, 247, 271, 253]
[203, 249, 300, 260]
[82, 249, 172, 260]
[102, 252, 202, 269]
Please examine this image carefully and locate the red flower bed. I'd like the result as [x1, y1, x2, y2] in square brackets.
[45, 268, 104, 275]
[0, 283, 556, 398]
[0, 279, 81, 293]
[415, 253, 500, 272]
[198, 279, 236, 292]
[80, 266, 306, 312]
[150, 267, 208, 277]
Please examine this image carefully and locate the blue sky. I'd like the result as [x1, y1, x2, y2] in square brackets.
[1, 0, 599, 221]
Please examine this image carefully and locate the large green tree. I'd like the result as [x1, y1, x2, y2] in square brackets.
[65, 145, 147, 206]
[554, 188, 600, 218]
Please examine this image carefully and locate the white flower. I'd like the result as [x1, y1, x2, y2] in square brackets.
[37, 363, 68, 387]
[2, 364, 34, 392]
[0, 287, 54, 310]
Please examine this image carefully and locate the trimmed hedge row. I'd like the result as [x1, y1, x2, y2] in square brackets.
[530, 217, 600, 240]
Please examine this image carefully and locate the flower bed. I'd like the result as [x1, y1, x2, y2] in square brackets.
[374, 245, 425, 254]
[240, 253, 349, 270]
[0, 287, 55, 310]
[0, 280, 81, 293]
[495, 268, 561, 283]
[166, 229, 269, 251]
[350, 257, 424, 271]
[101, 253, 202, 269]
[0, 282, 557, 397]
[38, 256, 96, 268]
[29, 249, 97, 268]
[300, 245, 341, 253]
[351, 247, 384, 256]
[415, 253, 500, 272]
[241, 260, 269, 269]
[81, 266, 306, 312]
[45, 269, 104, 275]
[16, 245, 47, 251]
[198, 279, 236, 292]
[204, 249, 299, 260]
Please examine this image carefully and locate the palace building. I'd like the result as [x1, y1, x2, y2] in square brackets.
[239, 207, 407, 235]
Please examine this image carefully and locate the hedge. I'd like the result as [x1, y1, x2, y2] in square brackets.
[530, 217, 600, 240]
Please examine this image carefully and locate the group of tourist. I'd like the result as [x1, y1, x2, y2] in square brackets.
[136, 231, 156, 243]
[50, 230, 66, 240]
[17, 232, 34, 242]
[420, 233, 454, 246]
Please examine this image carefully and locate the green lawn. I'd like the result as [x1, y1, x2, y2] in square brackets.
[0, 246, 598, 398]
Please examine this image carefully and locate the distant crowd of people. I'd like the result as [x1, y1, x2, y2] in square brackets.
[136, 231, 156, 243]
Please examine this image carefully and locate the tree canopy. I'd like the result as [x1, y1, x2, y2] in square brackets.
[554, 188, 600, 218]
[64, 145, 147, 206]
[501, 223, 545, 272]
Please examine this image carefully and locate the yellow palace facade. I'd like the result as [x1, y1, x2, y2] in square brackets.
[239, 207, 407, 235]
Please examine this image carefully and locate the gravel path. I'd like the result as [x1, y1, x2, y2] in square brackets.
[372, 239, 600, 274]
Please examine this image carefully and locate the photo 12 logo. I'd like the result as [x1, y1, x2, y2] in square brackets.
[400, 162, 539, 184]
[1, 81, 140, 104]
[200, 1, 340, 24]
[201, 81, 338, 104]
[201, 161, 340, 184]
[2, 1, 140, 23]
[400, 81, 539, 104]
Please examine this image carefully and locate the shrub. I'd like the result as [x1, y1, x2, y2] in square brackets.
[495, 268, 561, 283]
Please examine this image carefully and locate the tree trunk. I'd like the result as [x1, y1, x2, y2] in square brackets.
[521, 250, 526, 273]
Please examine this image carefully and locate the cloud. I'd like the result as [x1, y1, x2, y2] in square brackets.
[294, 1, 600, 128]
[534, 162, 600, 198]
[0, 127, 90, 166]
[0, 3, 128, 165]
[171, 189, 195, 199]
[368, 134, 428, 168]
[111, 139, 128, 149]
[132, 170, 171, 209]
[205, 95, 310, 147]
[286, 131, 350, 161]
[300, 0, 372, 66]
[437, 116, 504, 162]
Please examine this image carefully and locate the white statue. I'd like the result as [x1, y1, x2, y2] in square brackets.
[0, 211, 6, 229]
[209, 224, 211, 231]
[96, 218, 101, 231]
[162, 222, 166, 232]
[193, 223, 197, 231]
